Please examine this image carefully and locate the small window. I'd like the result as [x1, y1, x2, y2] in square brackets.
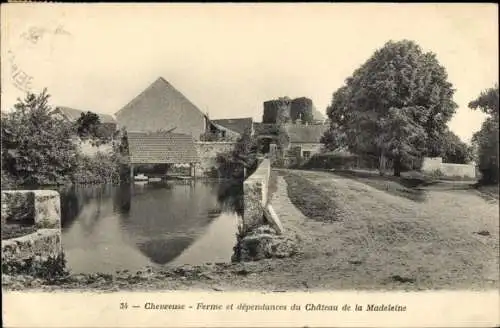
[303, 151, 311, 160]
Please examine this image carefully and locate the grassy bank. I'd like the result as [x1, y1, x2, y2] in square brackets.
[329, 169, 427, 202]
[475, 184, 499, 201]
[282, 171, 340, 222]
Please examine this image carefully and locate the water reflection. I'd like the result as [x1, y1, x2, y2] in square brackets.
[57, 180, 243, 273]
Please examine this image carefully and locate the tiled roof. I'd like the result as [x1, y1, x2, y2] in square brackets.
[54, 106, 116, 124]
[128, 132, 200, 164]
[212, 117, 253, 135]
[285, 123, 329, 143]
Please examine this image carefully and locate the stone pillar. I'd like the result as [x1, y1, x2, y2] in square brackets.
[2, 190, 63, 264]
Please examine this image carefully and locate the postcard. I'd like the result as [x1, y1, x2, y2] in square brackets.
[1, 3, 498, 327]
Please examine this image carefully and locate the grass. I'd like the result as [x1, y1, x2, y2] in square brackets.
[330, 169, 427, 202]
[282, 171, 340, 222]
[475, 184, 499, 201]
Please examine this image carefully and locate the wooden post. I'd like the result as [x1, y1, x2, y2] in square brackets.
[130, 164, 134, 181]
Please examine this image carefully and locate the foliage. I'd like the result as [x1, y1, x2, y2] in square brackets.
[320, 122, 348, 152]
[376, 107, 427, 175]
[469, 85, 499, 184]
[323, 40, 458, 176]
[75, 111, 100, 138]
[71, 152, 120, 184]
[441, 130, 474, 164]
[302, 152, 359, 170]
[216, 132, 260, 180]
[74, 111, 113, 146]
[1, 90, 79, 186]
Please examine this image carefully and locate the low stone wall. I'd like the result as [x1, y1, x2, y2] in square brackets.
[235, 159, 292, 262]
[195, 141, 237, 177]
[1, 190, 62, 266]
[242, 158, 271, 234]
[422, 157, 476, 179]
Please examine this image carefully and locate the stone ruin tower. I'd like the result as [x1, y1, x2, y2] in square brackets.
[262, 96, 314, 125]
[290, 97, 314, 124]
[262, 97, 292, 124]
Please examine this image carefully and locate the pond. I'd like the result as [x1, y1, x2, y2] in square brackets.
[58, 180, 243, 274]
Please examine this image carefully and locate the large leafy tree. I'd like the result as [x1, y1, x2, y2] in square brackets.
[469, 85, 499, 184]
[1, 89, 79, 185]
[323, 40, 458, 176]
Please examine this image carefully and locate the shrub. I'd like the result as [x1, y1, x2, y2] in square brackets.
[1, 90, 79, 186]
[428, 168, 444, 179]
[71, 152, 120, 184]
[302, 152, 359, 170]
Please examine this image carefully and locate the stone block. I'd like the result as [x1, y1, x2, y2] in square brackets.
[1, 190, 61, 229]
[1, 229, 62, 262]
[237, 225, 298, 261]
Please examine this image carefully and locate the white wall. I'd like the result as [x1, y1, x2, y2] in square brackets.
[421, 157, 476, 179]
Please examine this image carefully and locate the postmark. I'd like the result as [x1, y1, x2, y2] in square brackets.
[7, 24, 71, 93]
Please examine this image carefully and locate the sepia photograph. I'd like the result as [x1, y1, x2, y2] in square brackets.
[1, 3, 499, 327]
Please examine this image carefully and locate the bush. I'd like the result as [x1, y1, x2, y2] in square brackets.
[428, 168, 444, 179]
[1, 90, 79, 186]
[71, 152, 120, 184]
[302, 152, 359, 170]
[216, 132, 260, 180]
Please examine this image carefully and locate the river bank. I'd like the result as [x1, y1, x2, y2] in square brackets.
[3, 170, 498, 291]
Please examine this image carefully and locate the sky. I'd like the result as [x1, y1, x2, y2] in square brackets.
[1, 3, 498, 143]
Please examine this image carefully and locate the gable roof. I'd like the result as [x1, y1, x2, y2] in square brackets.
[285, 123, 328, 143]
[127, 132, 199, 164]
[54, 106, 116, 124]
[211, 117, 253, 135]
[115, 77, 207, 135]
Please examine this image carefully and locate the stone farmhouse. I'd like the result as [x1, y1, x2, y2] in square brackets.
[114, 77, 253, 177]
[115, 77, 251, 141]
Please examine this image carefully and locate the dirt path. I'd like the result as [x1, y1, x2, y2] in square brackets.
[280, 170, 499, 290]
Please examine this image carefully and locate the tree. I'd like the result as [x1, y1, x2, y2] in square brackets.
[320, 122, 348, 152]
[376, 107, 426, 176]
[75, 111, 100, 139]
[441, 130, 473, 164]
[216, 131, 260, 179]
[469, 85, 499, 184]
[1, 89, 79, 185]
[323, 40, 458, 175]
